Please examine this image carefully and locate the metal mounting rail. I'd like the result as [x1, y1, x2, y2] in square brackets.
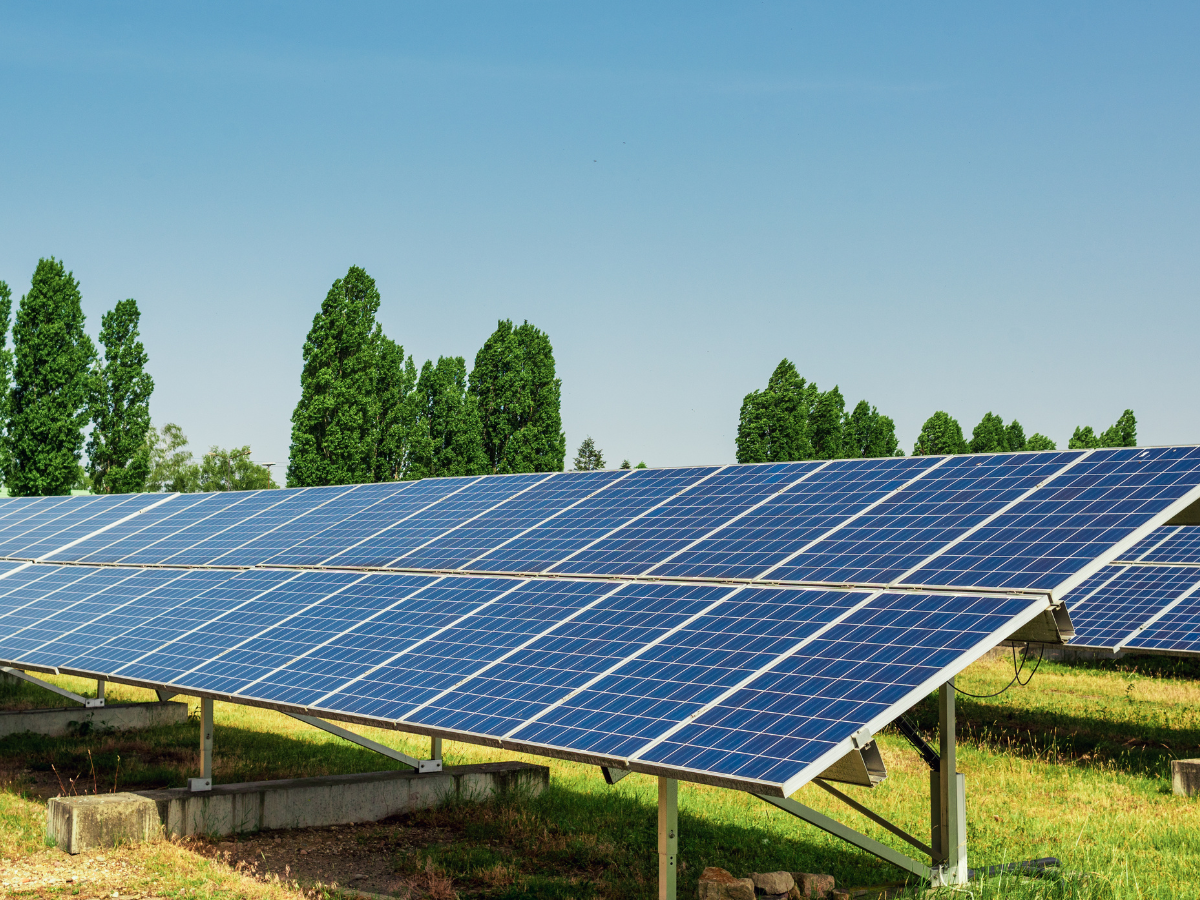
[1, 666, 104, 707]
[287, 713, 441, 772]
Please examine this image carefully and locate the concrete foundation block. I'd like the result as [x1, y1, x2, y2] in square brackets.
[1172, 759, 1200, 797]
[47, 792, 162, 854]
[0, 701, 188, 739]
[138, 761, 548, 838]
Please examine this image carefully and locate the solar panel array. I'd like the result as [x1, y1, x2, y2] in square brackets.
[0, 444, 1197, 795]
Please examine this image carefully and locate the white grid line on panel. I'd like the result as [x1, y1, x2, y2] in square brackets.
[458, 470, 639, 570]
[170, 573, 375, 683]
[639, 462, 835, 577]
[12, 569, 195, 664]
[0, 568, 147, 654]
[204, 484, 366, 564]
[108, 571, 309, 678]
[315, 477, 487, 567]
[397, 580, 632, 724]
[753, 457, 955, 582]
[886, 450, 1096, 589]
[384, 472, 560, 567]
[0, 567, 112, 629]
[625, 589, 883, 763]
[105, 491, 264, 564]
[1113, 575, 1200, 651]
[0, 497, 77, 544]
[308, 578, 534, 709]
[34, 493, 181, 562]
[1063, 566, 1127, 613]
[1135, 526, 1182, 562]
[542, 467, 732, 574]
[232, 575, 451, 699]
[1108, 559, 1200, 569]
[500, 585, 745, 740]
[0, 497, 108, 557]
[68, 494, 219, 563]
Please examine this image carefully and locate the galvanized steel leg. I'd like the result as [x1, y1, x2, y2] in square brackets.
[96, 679, 105, 702]
[934, 680, 968, 884]
[658, 777, 678, 900]
[431, 736, 443, 760]
[189, 697, 214, 792]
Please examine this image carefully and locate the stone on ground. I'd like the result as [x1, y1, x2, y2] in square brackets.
[698, 866, 756, 900]
[752, 871, 795, 895]
[791, 872, 836, 898]
[47, 793, 161, 855]
[1171, 759, 1200, 797]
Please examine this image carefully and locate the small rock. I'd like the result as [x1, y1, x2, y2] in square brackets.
[792, 873, 836, 898]
[752, 872, 795, 894]
[698, 867, 756, 900]
[831, 891, 850, 900]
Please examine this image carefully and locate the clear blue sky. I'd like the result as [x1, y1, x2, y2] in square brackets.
[2, 3, 1197, 472]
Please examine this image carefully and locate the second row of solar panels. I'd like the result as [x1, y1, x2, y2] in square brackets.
[0, 561, 1043, 792]
[3, 446, 1199, 597]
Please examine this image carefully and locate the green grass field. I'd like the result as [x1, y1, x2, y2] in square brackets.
[2, 651, 1199, 899]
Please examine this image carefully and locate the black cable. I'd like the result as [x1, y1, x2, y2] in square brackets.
[953, 642, 1045, 699]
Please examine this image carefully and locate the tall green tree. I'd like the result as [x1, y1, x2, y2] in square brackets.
[969, 412, 1009, 454]
[1069, 410, 1136, 450]
[573, 436, 605, 471]
[0, 281, 14, 480]
[844, 400, 901, 458]
[809, 386, 846, 460]
[735, 359, 816, 463]
[6, 258, 96, 496]
[287, 266, 383, 487]
[146, 422, 199, 492]
[199, 446, 277, 491]
[913, 411, 968, 456]
[469, 320, 566, 474]
[408, 356, 489, 479]
[87, 299, 154, 493]
[1026, 433, 1057, 451]
[1005, 419, 1027, 452]
[372, 335, 419, 482]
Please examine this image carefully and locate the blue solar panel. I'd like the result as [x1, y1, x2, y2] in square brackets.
[0, 493, 167, 560]
[471, 467, 758, 574]
[424, 584, 849, 747]
[1066, 565, 1200, 648]
[548, 463, 820, 577]
[0, 566, 140, 658]
[765, 451, 1080, 586]
[63, 493, 219, 562]
[396, 470, 629, 571]
[91, 492, 267, 564]
[904, 446, 1200, 592]
[646, 456, 940, 581]
[1119, 526, 1200, 566]
[1123, 577, 1200, 653]
[636, 591, 1043, 788]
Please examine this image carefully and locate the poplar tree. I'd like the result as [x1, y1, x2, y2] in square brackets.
[469, 319, 566, 473]
[913, 411, 968, 456]
[844, 400, 901, 458]
[6, 258, 96, 496]
[0, 282, 13, 480]
[287, 267, 383, 487]
[87, 299, 154, 493]
[1026, 433, 1057, 451]
[373, 335, 419, 482]
[1005, 419, 1027, 452]
[735, 359, 815, 463]
[408, 356, 489, 479]
[809, 386, 846, 460]
[1100, 410, 1137, 448]
[969, 412, 1009, 454]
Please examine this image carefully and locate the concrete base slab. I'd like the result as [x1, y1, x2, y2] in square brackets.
[1172, 759, 1200, 797]
[47, 792, 162, 854]
[0, 701, 188, 739]
[139, 761, 548, 838]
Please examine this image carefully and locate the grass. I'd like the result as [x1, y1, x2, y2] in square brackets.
[1, 654, 1199, 898]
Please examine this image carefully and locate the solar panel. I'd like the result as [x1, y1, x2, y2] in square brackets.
[1063, 565, 1200, 649]
[1118, 525, 1200, 566]
[1123, 577, 1200, 654]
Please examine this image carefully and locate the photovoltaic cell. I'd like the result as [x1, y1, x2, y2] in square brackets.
[93, 492, 267, 564]
[467, 467, 719, 573]
[0, 567, 141, 658]
[767, 451, 1080, 586]
[1066, 565, 1200, 648]
[639, 591, 1042, 787]
[62, 493, 219, 562]
[904, 446, 1200, 592]
[1119, 526, 1200, 566]
[1124, 578, 1200, 653]
[648, 456, 939, 581]
[0, 493, 166, 560]
[443, 585, 850, 751]
[549, 463, 820, 577]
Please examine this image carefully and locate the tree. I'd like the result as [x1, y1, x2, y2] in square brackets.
[470, 319, 566, 474]
[735, 360, 815, 463]
[620, 459, 631, 470]
[969, 412, 1009, 454]
[87, 299, 154, 493]
[1005, 420, 1027, 452]
[373, 335, 419, 482]
[146, 422, 199, 492]
[844, 400, 901, 459]
[636, 461, 647, 468]
[408, 356, 489, 479]
[913, 411, 968, 456]
[1100, 409, 1137, 448]
[1026, 433, 1057, 451]
[287, 266, 383, 487]
[1068, 426, 1099, 449]
[809, 386, 845, 460]
[6, 258, 96, 496]
[573, 437, 605, 471]
[199, 446, 277, 491]
[0, 281, 14, 481]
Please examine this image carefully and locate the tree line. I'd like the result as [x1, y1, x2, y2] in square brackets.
[286, 266, 566, 486]
[0, 257, 273, 496]
[737, 358, 1137, 463]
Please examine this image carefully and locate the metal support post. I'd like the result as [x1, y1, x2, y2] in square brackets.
[658, 777, 678, 900]
[189, 697, 214, 792]
[1, 666, 104, 707]
[932, 680, 967, 885]
[96, 679, 105, 702]
[285, 714, 439, 771]
[431, 736, 443, 761]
